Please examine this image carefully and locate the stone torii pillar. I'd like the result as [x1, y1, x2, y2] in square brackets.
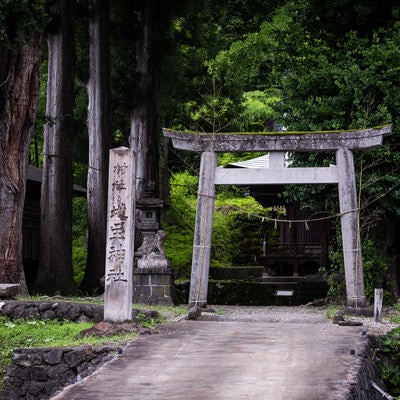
[189, 152, 217, 306]
[336, 147, 365, 307]
[163, 125, 391, 308]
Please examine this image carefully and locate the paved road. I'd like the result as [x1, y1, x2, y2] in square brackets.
[52, 307, 366, 400]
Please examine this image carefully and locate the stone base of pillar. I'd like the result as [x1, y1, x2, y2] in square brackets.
[346, 296, 368, 308]
[132, 268, 176, 306]
[137, 254, 169, 269]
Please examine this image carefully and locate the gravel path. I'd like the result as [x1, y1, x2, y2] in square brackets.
[201, 305, 399, 335]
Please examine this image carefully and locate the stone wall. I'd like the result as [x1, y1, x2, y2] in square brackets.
[2, 345, 117, 400]
[0, 300, 104, 322]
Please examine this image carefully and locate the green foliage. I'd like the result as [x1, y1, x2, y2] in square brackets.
[208, 1, 400, 301]
[183, 78, 237, 132]
[319, 221, 345, 298]
[210, 209, 238, 267]
[72, 197, 87, 285]
[236, 89, 280, 132]
[362, 239, 389, 298]
[381, 364, 400, 395]
[163, 172, 197, 279]
[391, 304, 400, 325]
[0, 0, 50, 45]
[325, 306, 343, 320]
[325, 232, 390, 300]
[382, 330, 400, 353]
[163, 170, 270, 278]
[380, 327, 400, 395]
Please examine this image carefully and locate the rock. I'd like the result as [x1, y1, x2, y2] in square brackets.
[78, 320, 156, 338]
[79, 321, 116, 337]
[41, 310, 56, 320]
[333, 310, 345, 324]
[43, 349, 64, 365]
[188, 306, 201, 320]
[337, 320, 363, 326]
[64, 349, 86, 368]
[333, 310, 363, 326]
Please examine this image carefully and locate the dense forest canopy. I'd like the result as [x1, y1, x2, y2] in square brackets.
[0, 0, 399, 299]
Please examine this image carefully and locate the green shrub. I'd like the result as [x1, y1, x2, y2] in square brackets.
[325, 234, 390, 301]
[380, 327, 400, 396]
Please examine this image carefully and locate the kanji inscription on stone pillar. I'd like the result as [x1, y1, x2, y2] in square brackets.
[104, 147, 136, 321]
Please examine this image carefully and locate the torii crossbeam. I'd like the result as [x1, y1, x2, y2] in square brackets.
[163, 125, 392, 308]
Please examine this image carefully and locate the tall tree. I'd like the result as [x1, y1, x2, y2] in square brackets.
[34, 0, 77, 294]
[79, 0, 111, 294]
[0, 1, 46, 284]
[129, 0, 162, 200]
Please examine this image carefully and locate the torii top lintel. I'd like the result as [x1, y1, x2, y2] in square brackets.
[162, 125, 391, 152]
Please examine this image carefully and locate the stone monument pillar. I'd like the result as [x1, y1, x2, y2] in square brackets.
[104, 147, 136, 321]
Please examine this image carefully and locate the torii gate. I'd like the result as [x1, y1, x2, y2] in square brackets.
[163, 125, 391, 308]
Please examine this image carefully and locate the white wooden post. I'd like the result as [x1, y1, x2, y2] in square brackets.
[189, 151, 217, 307]
[336, 147, 366, 308]
[374, 288, 383, 323]
[104, 147, 136, 321]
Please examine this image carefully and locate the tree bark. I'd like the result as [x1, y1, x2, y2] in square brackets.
[79, 0, 111, 294]
[0, 34, 42, 284]
[34, 0, 77, 295]
[129, 0, 162, 200]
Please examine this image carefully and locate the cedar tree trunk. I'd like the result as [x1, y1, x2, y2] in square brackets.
[34, 0, 77, 295]
[0, 33, 42, 284]
[80, 0, 111, 294]
[129, 0, 162, 200]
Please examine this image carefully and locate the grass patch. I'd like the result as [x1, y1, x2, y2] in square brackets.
[17, 295, 104, 305]
[389, 303, 400, 325]
[134, 304, 188, 319]
[325, 305, 343, 319]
